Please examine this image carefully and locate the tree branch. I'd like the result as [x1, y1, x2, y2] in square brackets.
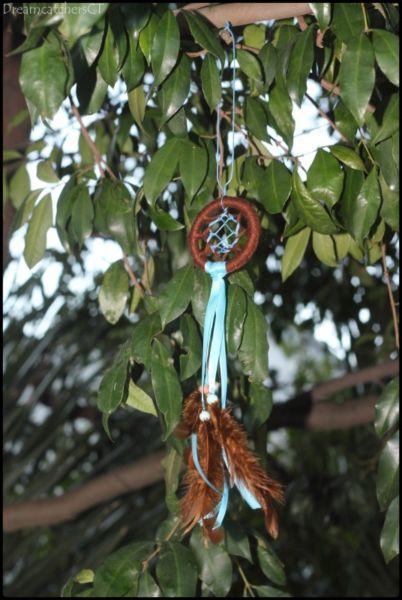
[381, 243, 400, 350]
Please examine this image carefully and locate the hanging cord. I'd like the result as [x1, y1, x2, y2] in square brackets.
[216, 21, 237, 202]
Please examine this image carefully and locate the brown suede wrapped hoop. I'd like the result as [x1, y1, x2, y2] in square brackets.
[189, 197, 261, 273]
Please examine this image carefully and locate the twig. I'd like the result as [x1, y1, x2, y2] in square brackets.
[305, 93, 348, 142]
[297, 14, 308, 30]
[236, 560, 256, 597]
[141, 520, 181, 571]
[69, 96, 118, 182]
[381, 243, 400, 350]
[123, 254, 145, 295]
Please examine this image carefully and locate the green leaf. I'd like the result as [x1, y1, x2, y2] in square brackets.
[128, 85, 146, 126]
[373, 93, 399, 144]
[226, 284, 247, 356]
[372, 29, 399, 87]
[245, 97, 269, 142]
[238, 296, 269, 382]
[347, 168, 381, 242]
[244, 382, 273, 431]
[375, 378, 399, 438]
[77, 66, 108, 115]
[312, 232, 338, 267]
[162, 446, 182, 513]
[254, 584, 291, 597]
[151, 10, 180, 87]
[93, 542, 153, 597]
[131, 313, 163, 369]
[281, 226, 311, 281]
[122, 35, 145, 92]
[372, 135, 399, 193]
[191, 269, 211, 326]
[243, 24, 266, 50]
[179, 314, 202, 381]
[149, 206, 184, 231]
[287, 25, 314, 106]
[237, 49, 263, 81]
[151, 339, 182, 439]
[257, 538, 286, 586]
[292, 172, 339, 234]
[95, 179, 136, 252]
[190, 528, 233, 597]
[98, 260, 129, 324]
[98, 21, 119, 87]
[259, 44, 277, 89]
[340, 167, 364, 230]
[339, 34, 375, 125]
[37, 159, 59, 183]
[332, 3, 364, 45]
[121, 4, 151, 35]
[380, 495, 399, 564]
[184, 11, 225, 66]
[126, 380, 157, 417]
[70, 187, 94, 247]
[309, 3, 331, 30]
[9, 164, 30, 209]
[143, 137, 182, 205]
[75, 569, 95, 585]
[225, 523, 252, 562]
[334, 101, 359, 142]
[138, 571, 161, 597]
[11, 189, 42, 234]
[380, 173, 399, 232]
[179, 141, 208, 200]
[159, 54, 191, 124]
[201, 54, 221, 113]
[259, 160, 291, 213]
[159, 265, 194, 327]
[156, 542, 198, 597]
[24, 193, 52, 269]
[97, 345, 130, 413]
[139, 14, 159, 64]
[307, 149, 344, 208]
[268, 81, 295, 149]
[377, 432, 399, 511]
[229, 269, 255, 297]
[329, 145, 365, 171]
[20, 31, 71, 118]
[58, 3, 109, 42]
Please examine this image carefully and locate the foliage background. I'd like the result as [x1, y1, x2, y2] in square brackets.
[3, 2, 399, 597]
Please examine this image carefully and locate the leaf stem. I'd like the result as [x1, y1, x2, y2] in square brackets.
[236, 560, 256, 597]
[141, 520, 181, 571]
[380, 243, 399, 350]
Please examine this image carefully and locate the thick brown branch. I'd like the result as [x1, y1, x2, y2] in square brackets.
[180, 3, 313, 28]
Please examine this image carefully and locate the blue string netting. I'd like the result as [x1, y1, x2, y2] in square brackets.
[206, 209, 241, 254]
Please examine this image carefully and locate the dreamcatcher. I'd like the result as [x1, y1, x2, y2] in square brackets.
[176, 23, 284, 543]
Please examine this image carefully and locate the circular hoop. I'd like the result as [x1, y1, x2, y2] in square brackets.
[189, 197, 261, 273]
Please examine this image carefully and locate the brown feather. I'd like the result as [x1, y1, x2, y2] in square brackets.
[210, 403, 284, 539]
[174, 391, 201, 439]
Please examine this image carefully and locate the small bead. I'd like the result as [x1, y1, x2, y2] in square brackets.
[207, 393, 219, 404]
[199, 410, 211, 422]
[209, 382, 219, 393]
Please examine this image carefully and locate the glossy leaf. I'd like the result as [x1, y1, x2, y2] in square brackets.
[380, 495, 399, 564]
[97, 344, 130, 413]
[93, 542, 153, 596]
[149, 206, 184, 231]
[37, 160, 59, 183]
[380, 173, 399, 232]
[99, 260, 129, 325]
[225, 523, 252, 562]
[334, 101, 359, 142]
[245, 382, 273, 431]
[245, 97, 269, 142]
[244, 24, 266, 50]
[281, 226, 311, 281]
[259, 160, 291, 214]
[190, 528, 232, 597]
[332, 3, 364, 45]
[179, 140, 208, 200]
[312, 232, 338, 267]
[257, 538, 286, 586]
[58, 3, 108, 42]
[238, 296, 269, 382]
[375, 378, 399, 438]
[160, 54, 191, 124]
[377, 432, 399, 511]
[292, 172, 339, 234]
[131, 313, 163, 369]
[143, 137, 182, 205]
[339, 34, 375, 125]
[156, 542, 198, 597]
[126, 380, 157, 417]
[237, 49, 263, 81]
[159, 265, 194, 327]
[309, 3, 331, 30]
[9, 164, 30, 209]
[179, 314, 202, 380]
[98, 22, 119, 87]
[268, 81, 295, 149]
[201, 54, 221, 112]
[151, 10, 180, 87]
[287, 25, 315, 106]
[229, 269, 255, 297]
[138, 571, 161, 597]
[184, 11, 225, 65]
[139, 14, 159, 64]
[20, 31, 71, 118]
[128, 85, 146, 126]
[226, 284, 247, 356]
[329, 145, 365, 171]
[373, 93, 399, 144]
[347, 168, 381, 242]
[259, 44, 277, 89]
[191, 269, 211, 327]
[77, 66, 108, 115]
[24, 193, 53, 269]
[307, 149, 344, 208]
[151, 339, 182, 439]
[122, 35, 145, 92]
[372, 29, 399, 87]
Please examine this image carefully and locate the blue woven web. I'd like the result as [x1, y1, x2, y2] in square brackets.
[206, 209, 241, 254]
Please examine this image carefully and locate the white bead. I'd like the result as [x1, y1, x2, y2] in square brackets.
[207, 393, 219, 404]
[209, 382, 219, 393]
[199, 410, 211, 422]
